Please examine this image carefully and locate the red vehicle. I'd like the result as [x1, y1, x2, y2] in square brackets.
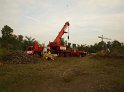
[47, 22, 86, 57]
[26, 41, 44, 56]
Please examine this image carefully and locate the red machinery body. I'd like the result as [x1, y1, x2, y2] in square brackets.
[26, 41, 44, 56]
[48, 22, 69, 52]
[48, 22, 86, 57]
[69, 50, 86, 57]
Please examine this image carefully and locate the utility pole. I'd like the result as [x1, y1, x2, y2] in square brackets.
[98, 35, 111, 50]
[98, 35, 111, 42]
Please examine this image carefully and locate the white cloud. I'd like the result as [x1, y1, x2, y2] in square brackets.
[93, 0, 123, 7]
[0, 0, 124, 45]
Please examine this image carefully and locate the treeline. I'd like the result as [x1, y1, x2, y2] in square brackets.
[0, 25, 36, 51]
[77, 41, 124, 53]
[0, 25, 124, 57]
[76, 40, 124, 57]
[61, 35, 124, 57]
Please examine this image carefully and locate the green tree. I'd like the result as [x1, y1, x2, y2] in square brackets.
[17, 35, 24, 50]
[67, 42, 71, 49]
[18, 35, 23, 42]
[1, 25, 13, 39]
[0, 37, 1, 46]
[22, 36, 35, 50]
[72, 43, 76, 50]
[1, 25, 14, 49]
[111, 40, 121, 48]
[1, 25, 24, 50]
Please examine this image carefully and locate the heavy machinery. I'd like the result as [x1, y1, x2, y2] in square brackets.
[47, 21, 86, 57]
[47, 21, 69, 55]
[26, 41, 55, 60]
[26, 41, 44, 56]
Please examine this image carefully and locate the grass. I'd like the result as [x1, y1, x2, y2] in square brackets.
[0, 48, 5, 60]
[0, 56, 124, 92]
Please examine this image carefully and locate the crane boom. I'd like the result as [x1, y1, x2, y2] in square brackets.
[54, 22, 70, 45]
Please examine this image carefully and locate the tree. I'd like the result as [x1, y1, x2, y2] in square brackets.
[98, 41, 106, 50]
[1, 25, 13, 39]
[111, 40, 121, 48]
[18, 35, 23, 42]
[1, 25, 25, 50]
[22, 36, 35, 50]
[106, 41, 112, 48]
[0, 37, 2, 47]
[72, 43, 76, 50]
[67, 42, 71, 49]
[17, 35, 24, 50]
[1, 25, 14, 49]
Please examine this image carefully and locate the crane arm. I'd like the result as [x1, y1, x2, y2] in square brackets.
[54, 22, 70, 45]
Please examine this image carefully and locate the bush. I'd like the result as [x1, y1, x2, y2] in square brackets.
[0, 48, 6, 61]
[110, 48, 124, 57]
[2, 50, 37, 64]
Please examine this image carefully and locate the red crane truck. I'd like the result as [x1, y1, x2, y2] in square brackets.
[47, 22, 86, 57]
[26, 41, 44, 56]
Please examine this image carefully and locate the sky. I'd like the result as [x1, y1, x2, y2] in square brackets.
[0, 0, 124, 45]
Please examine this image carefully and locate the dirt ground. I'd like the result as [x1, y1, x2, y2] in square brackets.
[0, 56, 124, 92]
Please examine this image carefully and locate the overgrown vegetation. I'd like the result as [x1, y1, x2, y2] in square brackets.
[0, 25, 36, 51]
[77, 40, 124, 54]
[0, 25, 124, 92]
[0, 57, 124, 92]
[0, 25, 37, 61]
[0, 25, 124, 62]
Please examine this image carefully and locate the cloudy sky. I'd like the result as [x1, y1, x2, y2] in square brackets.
[0, 0, 124, 45]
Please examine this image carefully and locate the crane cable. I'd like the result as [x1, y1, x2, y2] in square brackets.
[68, 26, 69, 41]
